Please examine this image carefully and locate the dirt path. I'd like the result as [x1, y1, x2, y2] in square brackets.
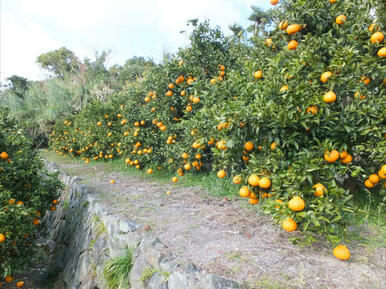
[41, 152, 385, 289]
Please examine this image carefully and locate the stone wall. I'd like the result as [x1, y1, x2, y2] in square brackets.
[43, 161, 241, 289]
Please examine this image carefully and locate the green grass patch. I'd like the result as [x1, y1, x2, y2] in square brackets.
[103, 248, 134, 289]
[139, 266, 158, 285]
[247, 278, 294, 289]
[91, 214, 107, 236]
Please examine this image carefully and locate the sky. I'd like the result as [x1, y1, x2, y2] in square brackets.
[0, 0, 270, 83]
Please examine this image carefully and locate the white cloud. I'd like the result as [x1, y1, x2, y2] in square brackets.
[0, 11, 61, 82]
[1, 0, 269, 82]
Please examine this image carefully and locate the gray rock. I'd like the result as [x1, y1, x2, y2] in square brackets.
[119, 219, 142, 233]
[168, 272, 241, 289]
[167, 272, 190, 289]
[148, 272, 169, 289]
[42, 161, 241, 289]
[184, 262, 198, 273]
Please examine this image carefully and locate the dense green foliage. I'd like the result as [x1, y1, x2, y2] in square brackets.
[0, 109, 61, 278]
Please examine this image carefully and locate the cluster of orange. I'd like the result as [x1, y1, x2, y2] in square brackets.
[0, 277, 25, 287]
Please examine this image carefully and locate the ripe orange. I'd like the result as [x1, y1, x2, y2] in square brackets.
[166, 90, 173, 97]
[172, 176, 178, 183]
[324, 150, 340, 163]
[270, 0, 279, 5]
[323, 90, 337, 103]
[232, 175, 242, 184]
[168, 83, 175, 89]
[259, 177, 271, 189]
[265, 38, 273, 47]
[244, 141, 254, 151]
[340, 154, 353, 164]
[288, 40, 298, 50]
[312, 183, 327, 191]
[254, 70, 263, 79]
[248, 174, 260, 187]
[340, 151, 348, 159]
[239, 186, 250, 198]
[147, 168, 153, 174]
[192, 96, 200, 104]
[288, 196, 305, 211]
[184, 163, 191, 170]
[282, 218, 297, 232]
[369, 174, 380, 184]
[249, 198, 259, 205]
[0, 152, 8, 160]
[192, 142, 201, 149]
[278, 21, 288, 30]
[110, 179, 116, 184]
[270, 142, 277, 150]
[181, 152, 189, 159]
[280, 85, 289, 92]
[379, 169, 386, 179]
[286, 24, 302, 35]
[335, 15, 347, 25]
[368, 24, 378, 31]
[333, 244, 350, 260]
[217, 169, 226, 179]
[0, 233, 5, 242]
[361, 76, 370, 85]
[275, 199, 283, 208]
[364, 179, 375, 188]
[370, 32, 384, 43]
[378, 47, 386, 58]
[321, 71, 332, 83]
[306, 106, 318, 115]
[16, 281, 25, 288]
[330, 0, 337, 3]
[314, 187, 324, 197]
[4, 276, 13, 283]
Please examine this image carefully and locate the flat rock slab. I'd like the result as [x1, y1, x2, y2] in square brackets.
[42, 152, 385, 289]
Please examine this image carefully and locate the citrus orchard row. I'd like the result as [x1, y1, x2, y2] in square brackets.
[0, 109, 61, 283]
[50, 0, 385, 260]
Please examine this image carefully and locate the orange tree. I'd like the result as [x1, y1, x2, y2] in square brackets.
[220, 0, 385, 244]
[0, 108, 61, 278]
[49, 0, 385, 250]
